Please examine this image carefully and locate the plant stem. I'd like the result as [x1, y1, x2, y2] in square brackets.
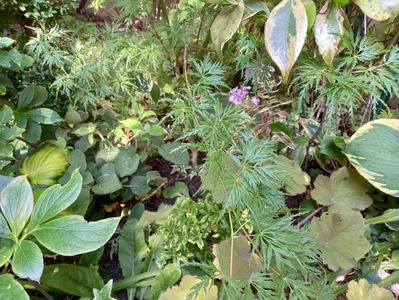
[112, 270, 160, 292]
[379, 270, 399, 288]
[27, 279, 54, 300]
[228, 209, 234, 277]
[297, 206, 323, 227]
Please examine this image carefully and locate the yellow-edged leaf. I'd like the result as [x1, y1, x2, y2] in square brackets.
[354, 0, 399, 21]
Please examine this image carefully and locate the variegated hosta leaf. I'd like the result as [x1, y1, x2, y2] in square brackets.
[160, 275, 218, 300]
[345, 119, 399, 197]
[20, 146, 69, 185]
[210, 2, 245, 56]
[310, 210, 371, 271]
[314, 3, 344, 65]
[264, 0, 307, 83]
[347, 279, 394, 300]
[353, 0, 399, 21]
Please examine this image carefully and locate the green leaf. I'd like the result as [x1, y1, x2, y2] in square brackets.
[303, 0, 316, 32]
[0, 274, 29, 300]
[160, 275, 218, 300]
[0, 176, 33, 237]
[150, 264, 181, 300]
[314, 4, 344, 65]
[115, 150, 140, 177]
[0, 105, 13, 125]
[30, 86, 48, 107]
[353, 0, 399, 21]
[32, 216, 120, 256]
[365, 209, 399, 225]
[0, 246, 13, 267]
[310, 210, 370, 271]
[0, 213, 11, 239]
[347, 279, 394, 300]
[93, 280, 117, 300]
[210, 2, 245, 55]
[130, 175, 151, 196]
[41, 264, 104, 297]
[28, 169, 82, 230]
[119, 218, 149, 300]
[244, 0, 269, 20]
[29, 108, 62, 124]
[213, 235, 262, 281]
[65, 106, 82, 125]
[92, 174, 122, 195]
[95, 147, 120, 165]
[12, 240, 43, 282]
[139, 204, 173, 227]
[264, 0, 307, 83]
[276, 155, 310, 195]
[0, 37, 15, 48]
[159, 142, 189, 166]
[311, 167, 372, 211]
[345, 119, 399, 197]
[148, 124, 165, 136]
[0, 85, 5, 96]
[20, 146, 69, 185]
[17, 84, 35, 109]
[72, 123, 97, 136]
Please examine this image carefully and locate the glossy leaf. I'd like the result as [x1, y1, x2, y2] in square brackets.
[311, 167, 372, 211]
[347, 279, 394, 300]
[0, 274, 29, 300]
[41, 264, 104, 297]
[314, 4, 344, 65]
[210, 2, 245, 55]
[20, 146, 69, 185]
[0, 176, 33, 237]
[32, 216, 120, 256]
[310, 210, 370, 271]
[28, 169, 82, 230]
[345, 119, 399, 197]
[353, 0, 399, 21]
[12, 240, 43, 282]
[264, 0, 307, 82]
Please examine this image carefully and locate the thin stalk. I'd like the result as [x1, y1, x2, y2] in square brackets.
[27, 279, 54, 300]
[297, 206, 323, 227]
[112, 270, 160, 292]
[228, 210, 234, 277]
[379, 270, 399, 288]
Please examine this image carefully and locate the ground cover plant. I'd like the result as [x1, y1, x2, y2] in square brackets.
[1, 0, 399, 299]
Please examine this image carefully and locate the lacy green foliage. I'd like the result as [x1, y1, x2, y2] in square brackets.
[159, 197, 229, 263]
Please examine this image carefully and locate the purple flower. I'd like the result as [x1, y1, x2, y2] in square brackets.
[229, 86, 250, 105]
[244, 68, 250, 77]
[250, 96, 260, 105]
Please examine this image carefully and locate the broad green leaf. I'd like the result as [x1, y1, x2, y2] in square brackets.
[92, 174, 122, 195]
[41, 264, 103, 297]
[0, 246, 13, 267]
[32, 216, 120, 256]
[72, 122, 97, 136]
[30, 86, 48, 107]
[12, 240, 43, 282]
[0, 176, 33, 237]
[148, 124, 165, 136]
[0, 37, 15, 48]
[210, 2, 245, 55]
[20, 146, 69, 185]
[213, 235, 262, 281]
[345, 119, 399, 197]
[310, 210, 370, 271]
[365, 209, 399, 225]
[264, 0, 307, 82]
[347, 279, 394, 300]
[314, 4, 344, 65]
[159, 142, 189, 166]
[0, 274, 29, 300]
[28, 169, 82, 230]
[0, 213, 11, 239]
[130, 175, 151, 196]
[115, 150, 140, 177]
[79, 246, 104, 267]
[0, 126, 24, 141]
[65, 106, 82, 124]
[244, 0, 269, 20]
[311, 167, 372, 211]
[119, 218, 149, 300]
[17, 84, 35, 109]
[304, 0, 316, 32]
[160, 275, 218, 300]
[353, 0, 399, 21]
[22, 119, 41, 143]
[95, 147, 120, 165]
[93, 280, 117, 300]
[150, 264, 181, 300]
[0, 105, 13, 125]
[276, 155, 310, 195]
[29, 108, 62, 124]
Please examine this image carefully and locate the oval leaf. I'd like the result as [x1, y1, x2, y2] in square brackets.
[345, 119, 399, 197]
[353, 0, 399, 21]
[12, 240, 43, 282]
[264, 0, 307, 82]
[32, 216, 120, 256]
[0, 274, 29, 300]
[210, 2, 245, 55]
[314, 4, 344, 65]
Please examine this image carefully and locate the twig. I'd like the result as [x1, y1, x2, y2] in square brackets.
[183, 44, 190, 90]
[140, 182, 165, 202]
[16, 137, 37, 148]
[28, 279, 54, 300]
[297, 206, 323, 227]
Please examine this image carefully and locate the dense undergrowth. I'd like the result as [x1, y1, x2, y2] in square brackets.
[1, 0, 399, 299]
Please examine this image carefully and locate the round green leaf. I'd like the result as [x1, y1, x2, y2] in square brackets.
[0, 274, 29, 300]
[264, 0, 308, 83]
[345, 119, 399, 197]
[12, 240, 43, 282]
